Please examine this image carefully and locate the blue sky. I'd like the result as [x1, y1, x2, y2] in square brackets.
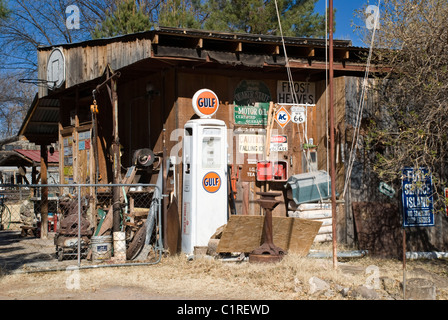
[315, 0, 374, 47]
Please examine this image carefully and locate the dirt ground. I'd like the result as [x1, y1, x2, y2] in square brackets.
[1, 247, 448, 301]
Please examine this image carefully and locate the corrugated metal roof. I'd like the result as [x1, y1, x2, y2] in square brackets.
[14, 149, 59, 163]
[18, 93, 59, 144]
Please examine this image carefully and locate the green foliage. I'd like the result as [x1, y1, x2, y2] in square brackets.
[91, 0, 331, 39]
[157, 0, 204, 29]
[91, 0, 152, 39]
[0, 0, 8, 20]
[201, 0, 329, 37]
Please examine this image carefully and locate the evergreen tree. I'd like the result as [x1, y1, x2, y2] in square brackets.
[202, 0, 329, 37]
[157, 0, 204, 29]
[91, 0, 152, 39]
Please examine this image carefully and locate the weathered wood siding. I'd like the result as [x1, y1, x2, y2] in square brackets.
[38, 38, 152, 97]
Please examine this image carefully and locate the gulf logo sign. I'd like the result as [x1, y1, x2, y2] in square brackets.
[192, 89, 219, 118]
[202, 171, 221, 193]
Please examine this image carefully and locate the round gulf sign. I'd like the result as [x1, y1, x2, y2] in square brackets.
[192, 89, 219, 118]
[202, 171, 221, 193]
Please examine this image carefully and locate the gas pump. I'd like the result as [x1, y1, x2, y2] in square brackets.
[181, 89, 228, 254]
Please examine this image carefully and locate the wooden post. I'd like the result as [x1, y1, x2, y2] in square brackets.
[40, 144, 48, 239]
[162, 126, 168, 249]
[329, 0, 338, 269]
[242, 182, 250, 215]
[402, 227, 407, 299]
[110, 75, 121, 233]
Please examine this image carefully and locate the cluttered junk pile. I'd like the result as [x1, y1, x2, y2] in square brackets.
[13, 138, 336, 264]
[52, 148, 165, 263]
[50, 165, 336, 263]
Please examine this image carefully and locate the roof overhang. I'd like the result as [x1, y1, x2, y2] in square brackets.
[23, 27, 375, 145]
[0, 149, 59, 167]
[18, 93, 59, 145]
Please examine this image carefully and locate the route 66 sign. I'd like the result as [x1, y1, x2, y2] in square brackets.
[291, 106, 306, 124]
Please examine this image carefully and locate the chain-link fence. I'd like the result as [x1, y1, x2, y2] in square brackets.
[0, 183, 163, 273]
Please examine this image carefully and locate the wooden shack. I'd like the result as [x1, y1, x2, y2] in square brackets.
[19, 27, 373, 248]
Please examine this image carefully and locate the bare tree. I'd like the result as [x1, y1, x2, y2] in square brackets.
[0, 71, 35, 138]
[360, 0, 448, 209]
[0, 0, 117, 137]
[0, 0, 117, 75]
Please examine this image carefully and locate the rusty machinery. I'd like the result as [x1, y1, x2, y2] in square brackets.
[124, 148, 158, 260]
[249, 192, 286, 263]
[54, 196, 93, 261]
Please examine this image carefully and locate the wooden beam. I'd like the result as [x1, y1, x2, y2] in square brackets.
[335, 49, 350, 60]
[28, 121, 59, 126]
[306, 47, 315, 57]
[235, 42, 243, 52]
[40, 144, 48, 239]
[37, 106, 59, 111]
[152, 34, 159, 45]
[286, 60, 374, 72]
[195, 38, 203, 49]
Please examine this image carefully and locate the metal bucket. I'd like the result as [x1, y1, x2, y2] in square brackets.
[91, 235, 113, 262]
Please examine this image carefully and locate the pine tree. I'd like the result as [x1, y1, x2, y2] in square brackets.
[202, 0, 329, 37]
[91, 0, 152, 39]
[157, 0, 204, 29]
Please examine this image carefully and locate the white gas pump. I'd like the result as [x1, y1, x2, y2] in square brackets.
[181, 89, 228, 254]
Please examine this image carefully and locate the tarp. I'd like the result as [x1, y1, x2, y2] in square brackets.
[284, 170, 332, 205]
[153, 45, 286, 68]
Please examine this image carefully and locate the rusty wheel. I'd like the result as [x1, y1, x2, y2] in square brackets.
[126, 222, 146, 260]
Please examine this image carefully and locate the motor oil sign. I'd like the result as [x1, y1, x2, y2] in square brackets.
[202, 171, 221, 193]
[401, 167, 434, 227]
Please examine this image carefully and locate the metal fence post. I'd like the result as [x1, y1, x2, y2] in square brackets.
[78, 185, 81, 267]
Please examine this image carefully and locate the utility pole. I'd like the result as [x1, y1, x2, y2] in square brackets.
[329, 0, 338, 269]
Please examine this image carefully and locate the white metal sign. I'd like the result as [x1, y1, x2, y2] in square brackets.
[238, 134, 265, 154]
[291, 106, 306, 124]
[270, 135, 288, 152]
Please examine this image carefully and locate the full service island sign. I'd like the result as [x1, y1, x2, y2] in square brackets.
[401, 167, 434, 227]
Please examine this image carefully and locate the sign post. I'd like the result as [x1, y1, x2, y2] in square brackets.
[400, 167, 434, 299]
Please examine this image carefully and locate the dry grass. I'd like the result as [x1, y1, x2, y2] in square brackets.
[1, 243, 448, 300]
